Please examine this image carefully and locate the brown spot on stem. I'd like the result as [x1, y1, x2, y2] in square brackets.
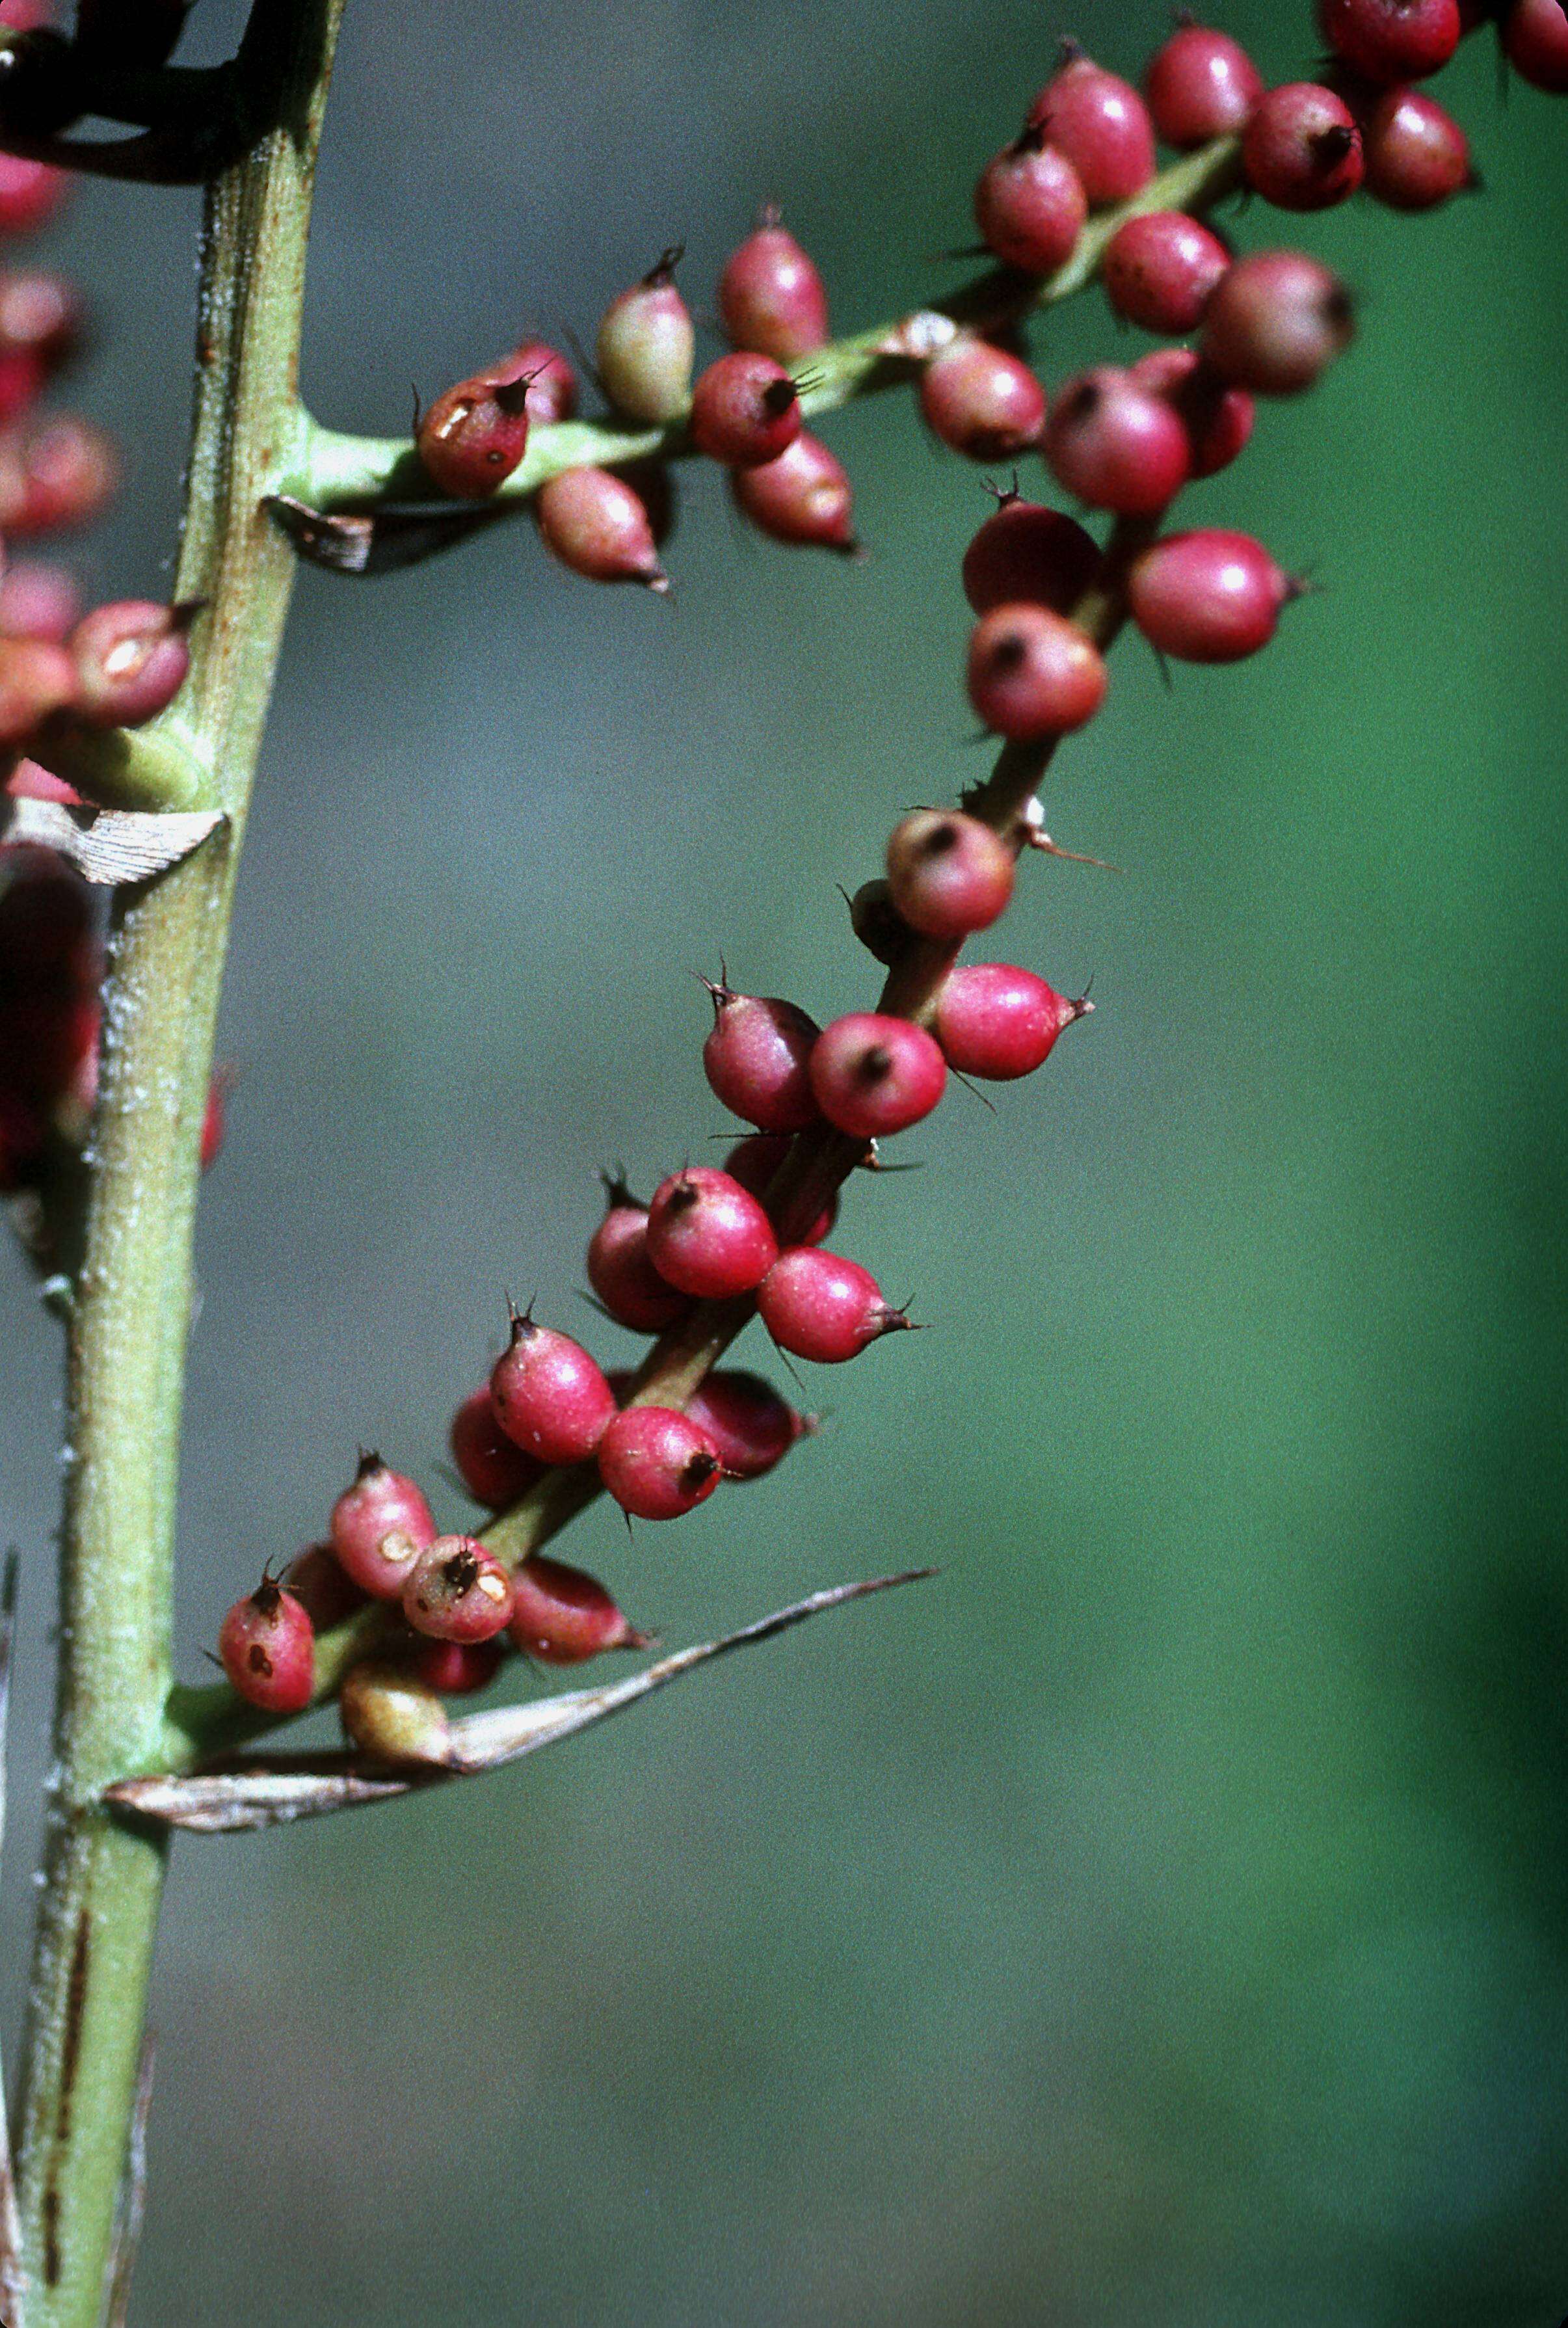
[42, 2188, 60, 2286]
[55, 1906, 92, 2141]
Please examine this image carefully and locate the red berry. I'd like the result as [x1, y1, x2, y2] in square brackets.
[919, 339, 1046, 461]
[1143, 21, 1264, 147]
[586, 1175, 691, 1333]
[966, 602, 1108, 741]
[689, 352, 802, 468]
[1319, 0, 1462, 79]
[0, 560, 77, 644]
[961, 496, 1098, 617]
[718, 215, 830, 361]
[0, 417, 117, 535]
[1242, 84, 1364, 210]
[508, 1553, 650, 1663]
[1201, 250, 1356, 395]
[685, 1369, 811, 1480]
[449, 1384, 546, 1506]
[328, 1454, 436, 1599]
[596, 251, 695, 423]
[1363, 88, 1473, 207]
[218, 1577, 315, 1714]
[935, 963, 1087, 1080]
[0, 271, 82, 369]
[596, 1405, 722, 1520]
[702, 981, 821, 1133]
[885, 808, 1015, 941]
[973, 127, 1088, 274]
[0, 154, 66, 236]
[416, 368, 531, 498]
[808, 1012, 946, 1141]
[198, 1071, 228, 1173]
[1503, 0, 1568, 88]
[284, 1544, 367, 1631]
[505, 338, 577, 425]
[403, 1536, 515, 1644]
[757, 1248, 907, 1365]
[68, 599, 191, 727]
[414, 1639, 503, 1695]
[0, 350, 44, 425]
[723, 1132, 836, 1245]
[1101, 211, 1230, 335]
[0, 637, 73, 742]
[535, 466, 668, 590]
[644, 1166, 779, 1299]
[490, 1312, 617, 1465]
[1044, 366, 1191, 515]
[1028, 49, 1156, 206]
[729, 433, 855, 552]
[1128, 347, 1255, 477]
[1129, 528, 1294, 662]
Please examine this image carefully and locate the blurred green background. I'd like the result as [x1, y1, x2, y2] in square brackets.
[3, 3, 1568, 2321]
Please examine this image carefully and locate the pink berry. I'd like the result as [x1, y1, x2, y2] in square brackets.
[586, 1174, 691, 1333]
[966, 603, 1108, 740]
[935, 963, 1087, 1080]
[808, 1012, 946, 1141]
[68, 599, 191, 727]
[702, 980, 821, 1133]
[0, 418, 118, 535]
[449, 1384, 545, 1507]
[596, 1405, 722, 1521]
[199, 1071, 228, 1173]
[1242, 83, 1364, 210]
[1319, 0, 1462, 79]
[757, 1248, 908, 1365]
[644, 1166, 779, 1299]
[973, 127, 1088, 274]
[961, 496, 1099, 616]
[730, 433, 855, 552]
[490, 1312, 617, 1465]
[686, 1369, 811, 1480]
[689, 352, 802, 468]
[1044, 366, 1191, 515]
[416, 367, 532, 498]
[0, 560, 78, 643]
[0, 154, 66, 237]
[1201, 250, 1356, 395]
[414, 1639, 503, 1695]
[218, 1576, 315, 1714]
[328, 1454, 436, 1599]
[1128, 347, 1255, 477]
[1028, 47, 1157, 206]
[885, 808, 1015, 941]
[284, 1543, 367, 1631]
[717, 214, 829, 361]
[508, 1552, 650, 1663]
[535, 466, 669, 591]
[5, 756, 79, 803]
[1101, 211, 1230, 335]
[1504, 0, 1568, 88]
[919, 339, 1045, 461]
[596, 250, 695, 424]
[1363, 88, 1473, 207]
[1128, 528, 1294, 663]
[1143, 20, 1264, 147]
[0, 269, 82, 364]
[723, 1132, 836, 1246]
[506, 337, 577, 425]
[0, 637, 74, 742]
[403, 1536, 516, 1644]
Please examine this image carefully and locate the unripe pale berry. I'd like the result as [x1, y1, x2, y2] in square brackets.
[449, 1384, 546, 1506]
[417, 368, 531, 498]
[506, 338, 577, 425]
[702, 980, 821, 1133]
[0, 417, 118, 535]
[885, 809, 1015, 941]
[329, 1454, 436, 1599]
[414, 1639, 503, 1696]
[1201, 250, 1356, 395]
[1129, 529, 1295, 662]
[1503, 0, 1568, 88]
[0, 270, 82, 367]
[757, 1248, 908, 1365]
[403, 1536, 515, 1643]
[1044, 367, 1191, 516]
[586, 1174, 691, 1333]
[1242, 83, 1364, 210]
[1102, 212, 1230, 336]
[0, 154, 66, 237]
[966, 602, 1108, 740]
[596, 250, 695, 424]
[644, 1166, 779, 1298]
[723, 1132, 837, 1246]
[1128, 347, 1255, 477]
[535, 466, 669, 591]
[808, 1012, 947, 1140]
[718, 215, 830, 361]
[1143, 21, 1264, 147]
[919, 339, 1046, 461]
[508, 1553, 650, 1663]
[1319, 0, 1462, 79]
[284, 1542, 367, 1631]
[339, 1659, 451, 1762]
[1028, 49, 1156, 206]
[689, 353, 802, 468]
[935, 963, 1088, 1080]
[686, 1369, 812, 1480]
[68, 599, 191, 727]
[490, 1312, 618, 1465]
[730, 433, 856, 552]
[0, 560, 78, 643]
[962, 496, 1098, 617]
[596, 1405, 722, 1520]
[219, 1576, 315, 1714]
[972, 127, 1088, 274]
[1363, 88, 1473, 207]
[0, 637, 74, 742]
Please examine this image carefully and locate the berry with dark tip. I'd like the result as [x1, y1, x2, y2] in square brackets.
[1363, 88, 1473, 208]
[586, 1175, 692, 1333]
[596, 250, 695, 423]
[690, 353, 802, 467]
[730, 433, 855, 552]
[508, 1553, 652, 1662]
[68, 599, 191, 727]
[1043, 366, 1191, 516]
[449, 1385, 546, 1507]
[328, 1454, 436, 1599]
[596, 1405, 723, 1519]
[1102, 212, 1230, 336]
[758, 1248, 909, 1364]
[402, 1536, 516, 1644]
[1319, 0, 1462, 81]
[686, 1369, 812, 1480]
[536, 467, 669, 590]
[1128, 529, 1295, 662]
[1242, 83, 1364, 210]
[416, 368, 533, 498]
[808, 1013, 947, 1140]
[218, 1576, 315, 1714]
[966, 603, 1108, 740]
[1201, 250, 1356, 395]
[1028, 48, 1156, 207]
[490, 1313, 618, 1465]
[885, 809, 1015, 941]
[702, 982, 821, 1133]
[505, 338, 576, 424]
[961, 496, 1099, 616]
[935, 964, 1089, 1080]
[718, 214, 830, 361]
[644, 1166, 779, 1298]
[973, 127, 1087, 275]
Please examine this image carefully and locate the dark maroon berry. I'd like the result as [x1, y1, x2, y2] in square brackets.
[685, 1370, 812, 1480]
[935, 964, 1088, 1081]
[284, 1544, 369, 1631]
[536, 467, 669, 590]
[730, 433, 855, 551]
[587, 1175, 692, 1333]
[1028, 49, 1157, 206]
[1201, 250, 1356, 395]
[690, 353, 802, 468]
[1102, 212, 1230, 335]
[885, 809, 1015, 941]
[808, 1013, 947, 1141]
[644, 1166, 779, 1299]
[1319, 0, 1462, 80]
[1129, 529, 1294, 662]
[417, 368, 532, 498]
[966, 604, 1108, 740]
[508, 1553, 651, 1662]
[403, 1536, 515, 1644]
[723, 1132, 837, 1246]
[596, 251, 695, 423]
[1128, 347, 1255, 477]
[973, 127, 1088, 274]
[1503, 0, 1568, 87]
[490, 1313, 617, 1465]
[449, 1385, 546, 1507]
[718, 214, 830, 361]
[919, 340, 1046, 461]
[961, 496, 1098, 616]
[757, 1249, 908, 1365]
[1044, 366, 1191, 515]
[219, 1575, 315, 1713]
[1242, 83, 1364, 210]
[596, 1406, 722, 1520]
[1362, 88, 1473, 207]
[328, 1455, 436, 1600]
[414, 1639, 503, 1695]
[68, 599, 191, 728]
[1143, 21, 1264, 146]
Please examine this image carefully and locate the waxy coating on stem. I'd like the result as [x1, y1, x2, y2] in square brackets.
[1101, 211, 1230, 336]
[935, 963, 1090, 1081]
[1242, 83, 1364, 210]
[1044, 366, 1191, 516]
[758, 1247, 909, 1365]
[966, 602, 1109, 740]
[1143, 20, 1264, 147]
[416, 367, 533, 499]
[1128, 528, 1296, 662]
[645, 1164, 779, 1298]
[490, 1309, 618, 1464]
[686, 1368, 813, 1480]
[724, 1131, 837, 1244]
[1503, 0, 1568, 90]
[1128, 347, 1255, 478]
[218, 1576, 315, 1715]
[596, 248, 697, 423]
[339, 1658, 452, 1763]
[508, 1552, 651, 1663]
[596, 1404, 723, 1519]
[1201, 250, 1357, 395]
[403, 1536, 516, 1644]
[1362, 88, 1474, 208]
[730, 432, 856, 552]
[973, 126, 1088, 276]
[587, 1173, 693, 1333]
[690, 351, 803, 467]
[919, 339, 1046, 461]
[1319, 0, 1463, 79]
[328, 1453, 436, 1599]
[701, 979, 822, 1132]
[808, 1012, 947, 1140]
[535, 466, 669, 591]
[885, 807, 1015, 941]
[1028, 46, 1157, 207]
[718, 212, 831, 361]
[449, 1384, 546, 1506]
[67, 597, 193, 727]
[962, 494, 1100, 617]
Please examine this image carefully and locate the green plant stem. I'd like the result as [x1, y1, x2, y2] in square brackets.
[12, 5, 342, 2321]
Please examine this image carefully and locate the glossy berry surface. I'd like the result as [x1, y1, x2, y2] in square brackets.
[935, 964, 1085, 1081]
[885, 809, 1015, 941]
[587, 1178, 692, 1333]
[919, 340, 1046, 461]
[328, 1456, 436, 1599]
[702, 983, 821, 1132]
[596, 254, 695, 423]
[718, 217, 829, 361]
[1043, 368, 1191, 515]
[961, 497, 1098, 616]
[687, 1369, 810, 1481]
[68, 600, 191, 727]
[1129, 529, 1293, 662]
[967, 602, 1108, 740]
[416, 370, 531, 498]
[690, 353, 802, 467]
[1028, 51, 1156, 207]
[536, 466, 668, 590]
[219, 1579, 315, 1714]
[1319, 0, 1462, 79]
[1503, 0, 1568, 88]
[730, 433, 855, 551]
[1129, 347, 1255, 478]
[508, 1553, 649, 1663]
[1143, 21, 1264, 146]
[414, 1639, 503, 1696]
[506, 338, 577, 424]
[645, 1166, 779, 1298]
[596, 1405, 722, 1520]
[1102, 212, 1230, 336]
[1242, 83, 1364, 210]
[1201, 250, 1355, 395]
[758, 1248, 905, 1365]
[449, 1385, 545, 1507]
[972, 129, 1087, 274]
[403, 1537, 515, 1643]
[490, 1315, 617, 1465]
[808, 1012, 947, 1140]
[1363, 88, 1472, 207]
[723, 1133, 837, 1246]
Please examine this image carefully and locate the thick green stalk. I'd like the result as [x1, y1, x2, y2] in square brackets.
[12, 5, 342, 2321]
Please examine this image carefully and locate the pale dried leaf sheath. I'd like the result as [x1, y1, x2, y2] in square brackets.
[108, 1571, 934, 1835]
[0, 798, 224, 885]
[103, 2039, 155, 2328]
